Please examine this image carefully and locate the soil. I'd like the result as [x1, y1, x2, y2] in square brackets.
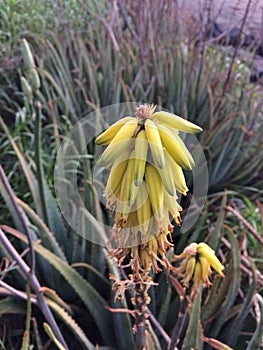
[181, 0, 263, 40]
[180, 0, 263, 80]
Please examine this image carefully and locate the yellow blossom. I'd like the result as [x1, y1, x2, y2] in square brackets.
[96, 104, 202, 275]
[176, 242, 224, 290]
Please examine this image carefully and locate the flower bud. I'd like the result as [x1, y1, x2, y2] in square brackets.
[197, 243, 224, 276]
[22, 39, 35, 70]
[30, 68, 40, 90]
[21, 76, 32, 100]
[184, 256, 196, 285]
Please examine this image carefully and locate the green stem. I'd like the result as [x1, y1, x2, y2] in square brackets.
[0, 165, 35, 272]
[35, 101, 49, 226]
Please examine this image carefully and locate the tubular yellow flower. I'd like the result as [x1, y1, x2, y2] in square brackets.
[96, 104, 202, 275]
[183, 256, 196, 286]
[199, 256, 212, 284]
[193, 261, 202, 282]
[197, 242, 224, 277]
[177, 242, 224, 291]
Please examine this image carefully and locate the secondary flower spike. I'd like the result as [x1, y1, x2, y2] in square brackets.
[176, 242, 224, 292]
[95, 104, 202, 275]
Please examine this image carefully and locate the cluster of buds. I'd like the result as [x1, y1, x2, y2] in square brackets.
[96, 104, 202, 276]
[21, 39, 41, 100]
[175, 242, 224, 293]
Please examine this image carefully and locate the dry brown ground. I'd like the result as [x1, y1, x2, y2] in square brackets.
[180, 0, 263, 78]
[181, 0, 263, 40]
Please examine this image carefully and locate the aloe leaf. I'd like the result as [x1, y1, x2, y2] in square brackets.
[37, 245, 114, 345]
[40, 180, 67, 247]
[157, 285, 172, 327]
[71, 263, 110, 287]
[88, 184, 107, 276]
[4, 227, 114, 345]
[76, 207, 109, 246]
[208, 226, 241, 338]
[208, 191, 228, 250]
[182, 286, 203, 350]
[245, 294, 263, 350]
[0, 116, 67, 244]
[0, 297, 25, 314]
[201, 276, 224, 324]
[44, 323, 67, 350]
[110, 298, 136, 350]
[46, 299, 95, 350]
[40, 287, 72, 314]
[32, 318, 44, 350]
[226, 259, 257, 347]
[146, 322, 162, 350]
[0, 115, 41, 214]
[202, 336, 234, 350]
[16, 197, 67, 261]
[0, 175, 24, 233]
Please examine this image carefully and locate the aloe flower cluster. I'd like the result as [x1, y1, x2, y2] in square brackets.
[96, 104, 203, 276]
[175, 242, 225, 293]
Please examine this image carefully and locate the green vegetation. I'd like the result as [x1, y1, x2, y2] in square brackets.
[0, 1, 262, 349]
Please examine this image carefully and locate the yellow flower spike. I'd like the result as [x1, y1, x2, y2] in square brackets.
[197, 243, 224, 277]
[95, 104, 203, 280]
[176, 242, 224, 292]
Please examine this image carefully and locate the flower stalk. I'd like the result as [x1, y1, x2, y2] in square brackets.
[133, 279, 149, 350]
[96, 104, 207, 347]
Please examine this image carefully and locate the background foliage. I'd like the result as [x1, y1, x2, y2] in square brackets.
[0, 0, 262, 349]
